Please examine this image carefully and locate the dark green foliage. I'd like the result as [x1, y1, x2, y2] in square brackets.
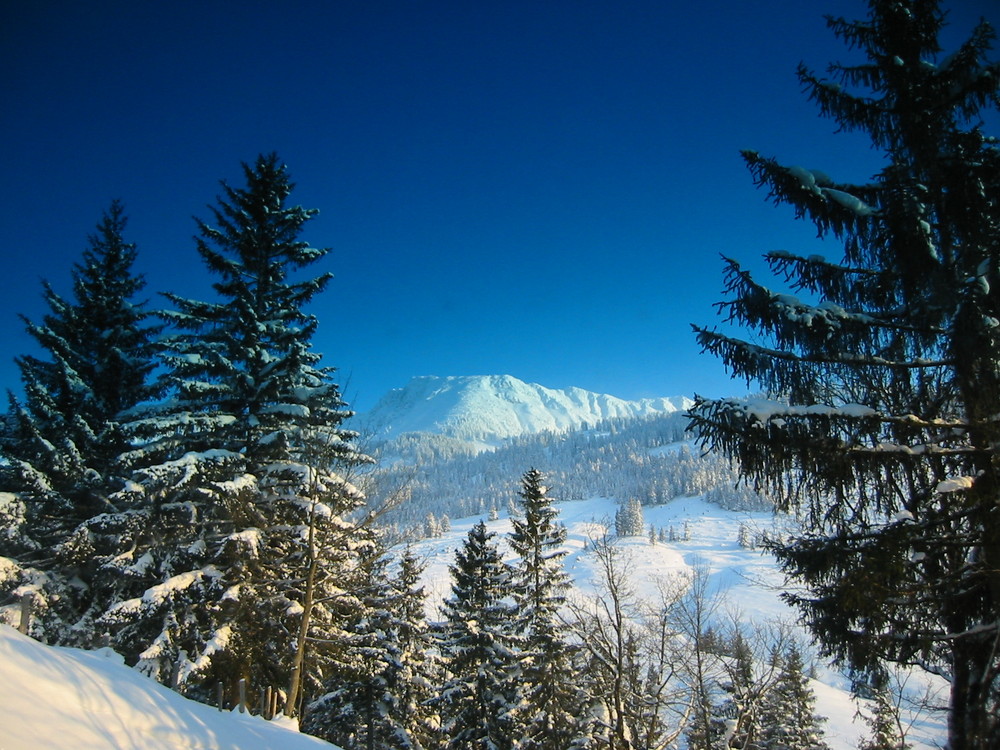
[303, 548, 437, 750]
[98, 155, 374, 706]
[434, 520, 522, 750]
[689, 2, 1000, 747]
[0, 200, 159, 645]
[754, 646, 829, 750]
[509, 469, 589, 749]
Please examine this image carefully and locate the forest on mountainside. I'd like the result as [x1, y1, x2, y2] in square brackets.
[365, 411, 769, 537]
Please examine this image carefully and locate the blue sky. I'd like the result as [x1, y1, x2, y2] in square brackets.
[2, 1, 996, 412]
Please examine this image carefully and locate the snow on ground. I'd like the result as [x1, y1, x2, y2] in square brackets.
[0, 625, 339, 750]
[0, 491, 948, 750]
[410, 493, 949, 750]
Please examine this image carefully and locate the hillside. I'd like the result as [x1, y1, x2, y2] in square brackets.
[0, 494, 949, 750]
[410, 493, 949, 750]
[0, 625, 339, 750]
[356, 374, 692, 447]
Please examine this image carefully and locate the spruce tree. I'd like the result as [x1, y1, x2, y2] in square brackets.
[857, 678, 909, 750]
[303, 547, 437, 750]
[688, 2, 1000, 746]
[100, 154, 373, 707]
[755, 646, 829, 750]
[508, 468, 587, 750]
[434, 520, 522, 750]
[614, 496, 644, 537]
[0, 200, 158, 644]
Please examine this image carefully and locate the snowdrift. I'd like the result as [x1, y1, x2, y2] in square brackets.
[0, 625, 338, 750]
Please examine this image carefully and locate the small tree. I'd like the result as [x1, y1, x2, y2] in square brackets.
[301, 547, 436, 750]
[568, 530, 690, 750]
[755, 645, 830, 750]
[614, 497, 645, 537]
[857, 682, 909, 750]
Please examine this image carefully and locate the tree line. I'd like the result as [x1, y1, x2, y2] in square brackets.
[369, 412, 768, 539]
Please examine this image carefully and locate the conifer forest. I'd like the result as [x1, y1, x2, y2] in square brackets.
[1, 1, 999, 748]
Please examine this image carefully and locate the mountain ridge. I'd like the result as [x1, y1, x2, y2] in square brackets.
[355, 374, 692, 446]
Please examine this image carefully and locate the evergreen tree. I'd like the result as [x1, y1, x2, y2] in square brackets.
[857, 678, 909, 750]
[0, 200, 159, 644]
[434, 521, 521, 750]
[303, 547, 437, 750]
[381, 548, 439, 749]
[712, 630, 756, 750]
[688, 2, 1000, 746]
[755, 646, 829, 750]
[614, 497, 644, 536]
[98, 154, 373, 707]
[508, 468, 588, 749]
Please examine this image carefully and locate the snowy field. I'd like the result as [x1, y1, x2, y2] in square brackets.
[413, 494, 949, 750]
[0, 493, 947, 750]
[0, 625, 339, 750]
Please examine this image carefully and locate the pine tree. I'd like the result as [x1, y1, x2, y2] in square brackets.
[508, 469, 588, 749]
[687, 2, 1000, 746]
[0, 200, 159, 644]
[303, 547, 437, 750]
[99, 154, 373, 707]
[755, 646, 829, 750]
[434, 520, 521, 750]
[614, 497, 644, 537]
[857, 679, 909, 750]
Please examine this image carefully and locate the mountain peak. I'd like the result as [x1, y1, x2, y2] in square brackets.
[357, 374, 691, 445]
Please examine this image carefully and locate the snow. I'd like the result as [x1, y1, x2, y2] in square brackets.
[740, 398, 879, 422]
[0, 624, 339, 750]
[105, 566, 222, 619]
[357, 374, 692, 447]
[0, 490, 949, 749]
[935, 476, 975, 493]
[822, 187, 876, 216]
[410, 493, 948, 750]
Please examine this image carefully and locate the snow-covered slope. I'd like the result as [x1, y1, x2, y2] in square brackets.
[357, 374, 692, 445]
[411, 494, 948, 750]
[0, 625, 339, 750]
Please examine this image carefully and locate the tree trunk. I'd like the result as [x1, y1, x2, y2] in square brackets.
[285, 520, 318, 718]
[949, 638, 1000, 750]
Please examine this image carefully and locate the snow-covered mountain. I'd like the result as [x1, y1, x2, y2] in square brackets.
[356, 374, 692, 446]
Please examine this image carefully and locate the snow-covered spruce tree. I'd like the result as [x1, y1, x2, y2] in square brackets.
[100, 154, 374, 707]
[687, 2, 1000, 747]
[303, 547, 438, 750]
[0, 200, 159, 644]
[754, 645, 830, 750]
[509, 468, 589, 749]
[614, 496, 645, 537]
[434, 520, 522, 750]
[857, 678, 910, 750]
[378, 547, 439, 749]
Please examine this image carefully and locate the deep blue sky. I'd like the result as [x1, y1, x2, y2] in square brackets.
[2, 1, 996, 412]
